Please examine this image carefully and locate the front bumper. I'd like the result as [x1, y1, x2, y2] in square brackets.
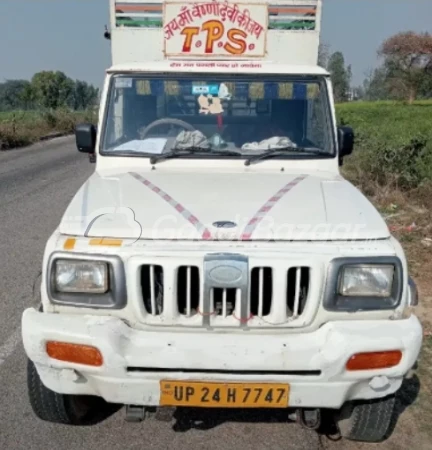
[22, 308, 423, 409]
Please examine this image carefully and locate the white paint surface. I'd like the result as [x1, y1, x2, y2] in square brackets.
[110, 0, 322, 66]
[22, 308, 423, 408]
[59, 170, 390, 241]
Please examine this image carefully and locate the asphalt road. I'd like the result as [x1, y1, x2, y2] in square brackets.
[0, 137, 326, 449]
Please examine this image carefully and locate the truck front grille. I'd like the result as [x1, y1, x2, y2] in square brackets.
[138, 257, 314, 328]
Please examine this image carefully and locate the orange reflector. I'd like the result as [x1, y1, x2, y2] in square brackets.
[89, 238, 123, 247]
[46, 341, 103, 367]
[63, 238, 76, 250]
[346, 351, 402, 371]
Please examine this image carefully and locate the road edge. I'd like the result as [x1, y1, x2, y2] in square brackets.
[0, 132, 73, 152]
[39, 131, 72, 142]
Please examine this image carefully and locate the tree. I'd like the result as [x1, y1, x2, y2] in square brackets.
[31, 71, 75, 109]
[378, 31, 432, 104]
[418, 73, 432, 99]
[0, 72, 99, 112]
[0, 80, 34, 110]
[327, 51, 351, 102]
[351, 86, 365, 101]
[318, 43, 330, 69]
[72, 81, 99, 110]
[362, 67, 391, 101]
[20, 82, 36, 109]
[347, 64, 353, 86]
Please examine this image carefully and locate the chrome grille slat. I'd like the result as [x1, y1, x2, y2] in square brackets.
[235, 289, 241, 318]
[268, 267, 284, 323]
[293, 267, 301, 318]
[222, 288, 227, 318]
[210, 288, 214, 315]
[186, 266, 191, 317]
[161, 264, 176, 320]
[149, 265, 156, 316]
[258, 267, 264, 318]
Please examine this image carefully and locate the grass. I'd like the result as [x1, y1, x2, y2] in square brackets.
[412, 336, 432, 435]
[336, 101, 432, 145]
[0, 109, 97, 150]
[337, 101, 432, 189]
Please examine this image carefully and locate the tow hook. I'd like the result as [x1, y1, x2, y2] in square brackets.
[296, 408, 321, 430]
[125, 405, 146, 422]
[125, 405, 175, 423]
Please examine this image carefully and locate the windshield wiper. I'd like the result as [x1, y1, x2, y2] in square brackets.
[244, 146, 327, 166]
[150, 146, 241, 164]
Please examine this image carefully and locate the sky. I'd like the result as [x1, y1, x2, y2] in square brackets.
[0, 0, 431, 87]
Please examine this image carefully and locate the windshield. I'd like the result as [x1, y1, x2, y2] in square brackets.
[101, 74, 335, 159]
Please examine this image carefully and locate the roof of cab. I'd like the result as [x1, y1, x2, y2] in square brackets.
[106, 61, 330, 77]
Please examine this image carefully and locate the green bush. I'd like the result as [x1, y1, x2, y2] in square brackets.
[337, 101, 432, 189]
[41, 110, 58, 128]
[50, 109, 78, 133]
[0, 109, 97, 150]
[0, 127, 33, 150]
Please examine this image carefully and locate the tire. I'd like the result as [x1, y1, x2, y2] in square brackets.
[336, 395, 396, 443]
[27, 358, 106, 425]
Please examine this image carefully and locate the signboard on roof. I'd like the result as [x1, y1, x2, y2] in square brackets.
[163, 1, 268, 58]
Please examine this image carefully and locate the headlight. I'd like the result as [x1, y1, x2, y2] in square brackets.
[54, 260, 108, 293]
[324, 257, 403, 311]
[47, 252, 127, 309]
[339, 265, 394, 297]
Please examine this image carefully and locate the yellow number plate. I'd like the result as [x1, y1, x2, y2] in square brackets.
[160, 381, 290, 408]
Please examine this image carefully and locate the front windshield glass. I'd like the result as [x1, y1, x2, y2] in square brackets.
[102, 74, 334, 158]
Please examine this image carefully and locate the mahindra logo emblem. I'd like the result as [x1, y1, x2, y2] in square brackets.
[212, 221, 237, 229]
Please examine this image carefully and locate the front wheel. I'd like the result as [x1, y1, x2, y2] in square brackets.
[335, 395, 396, 443]
[27, 358, 107, 425]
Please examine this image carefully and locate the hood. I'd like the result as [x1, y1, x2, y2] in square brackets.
[59, 170, 390, 242]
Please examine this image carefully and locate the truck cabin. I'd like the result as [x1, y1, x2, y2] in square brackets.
[78, 0, 352, 163]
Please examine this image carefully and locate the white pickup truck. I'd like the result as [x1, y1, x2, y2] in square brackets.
[22, 0, 422, 443]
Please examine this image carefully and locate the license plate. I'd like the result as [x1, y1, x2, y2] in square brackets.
[160, 381, 290, 408]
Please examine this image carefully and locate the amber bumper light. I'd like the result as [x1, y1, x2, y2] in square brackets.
[46, 341, 103, 367]
[346, 350, 402, 371]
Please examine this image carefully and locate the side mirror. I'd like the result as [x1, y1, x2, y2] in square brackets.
[76, 123, 96, 154]
[338, 126, 354, 165]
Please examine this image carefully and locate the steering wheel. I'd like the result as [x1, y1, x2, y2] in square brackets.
[139, 118, 195, 139]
